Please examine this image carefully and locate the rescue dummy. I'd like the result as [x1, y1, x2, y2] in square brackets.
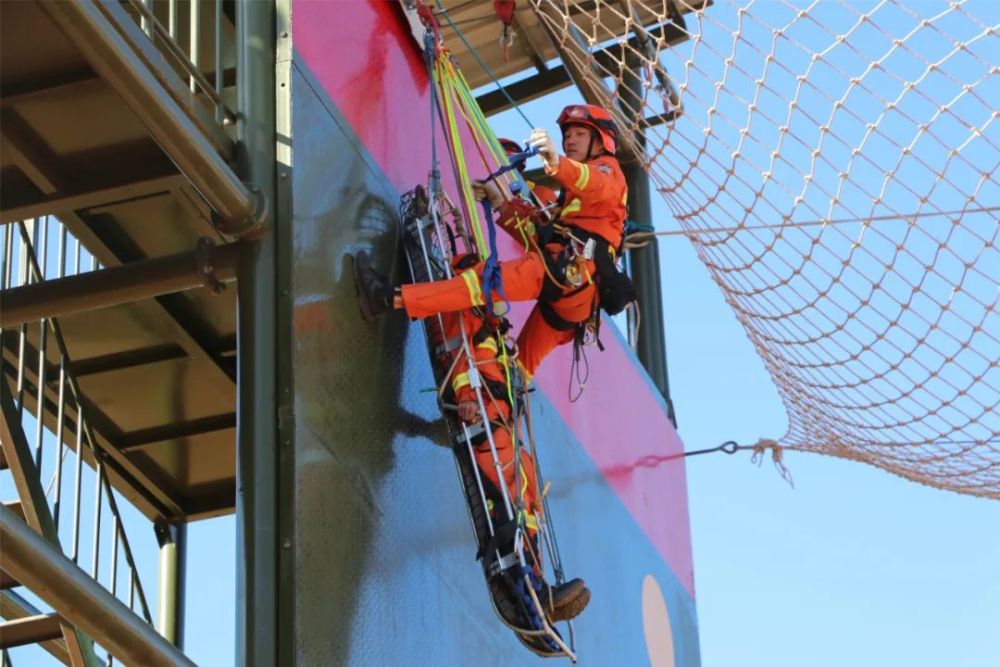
[354, 104, 636, 379]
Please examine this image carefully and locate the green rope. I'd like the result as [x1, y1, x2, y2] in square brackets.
[433, 0, 535, 131]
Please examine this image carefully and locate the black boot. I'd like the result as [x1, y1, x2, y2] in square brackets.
[540, 578, 591, 622]
[351, 251, 394, 321]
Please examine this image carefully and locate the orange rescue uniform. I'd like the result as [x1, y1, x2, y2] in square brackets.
[401, 153, 627, 378]
[442, 309, 540, 536]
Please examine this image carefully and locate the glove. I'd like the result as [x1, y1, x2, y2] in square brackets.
[528, 128, 559, 172]
[471, 179, 503, 207]
[457, 400, 479, 423]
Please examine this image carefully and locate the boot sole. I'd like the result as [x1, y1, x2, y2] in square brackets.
[350, 253, 379, 323]
[548, 586, 590, 623]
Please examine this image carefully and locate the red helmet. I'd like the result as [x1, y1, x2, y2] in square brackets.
[557, 104, 619, 155]
[498, 137, 523, 156]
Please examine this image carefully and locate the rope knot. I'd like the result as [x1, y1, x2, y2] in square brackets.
[751, 439, 795, 488]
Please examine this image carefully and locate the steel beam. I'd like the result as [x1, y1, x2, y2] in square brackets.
[0, 110, 67, 195]
[476, 17, 690, 117]
[0, 572, 17, 591]
[619, 53, 676, 422]
[41, 344, 187, 382]
[0, 241, 241, 328]
[1, 173, 185, 225]
[49, 210, 238, 396]
[1, 338, 185, 520]
[120, 412, 236, 450]
[39, 340, 233, 384]
[511, 12, 549, 74]
[0, 614, 63, 649]
[476, 67, 572, 116]
[0, 504, 196, 667]
[39, 0, 264, 235]
[0, 68, 102, 108]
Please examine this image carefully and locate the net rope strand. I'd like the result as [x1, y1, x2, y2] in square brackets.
[524, 0, 999, 498]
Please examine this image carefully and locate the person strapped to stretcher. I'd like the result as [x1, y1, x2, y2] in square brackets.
[432, 269, 590, 623]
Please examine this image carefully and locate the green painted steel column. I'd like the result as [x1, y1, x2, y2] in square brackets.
[235, 1, 284, 666]
[621, 52, 677, 426]
[155, 521, 186, 648]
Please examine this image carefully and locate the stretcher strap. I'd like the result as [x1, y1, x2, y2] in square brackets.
[478, 146, 538, 316]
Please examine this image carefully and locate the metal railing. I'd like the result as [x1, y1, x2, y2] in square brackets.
[123, 0, 236, 127]
[39, 0, 263, 235]
[1, 219, 154, 665]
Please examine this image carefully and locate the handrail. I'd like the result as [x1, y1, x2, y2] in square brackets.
[40, 0, 265, 236]
[1, 504, 195, 667]
[10, 220, 155, 625]
[120, 0, 236, 125]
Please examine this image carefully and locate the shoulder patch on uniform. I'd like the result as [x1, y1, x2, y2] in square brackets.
[596, 164, 612, 174]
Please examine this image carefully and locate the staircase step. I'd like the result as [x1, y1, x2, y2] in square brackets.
[0, 613, 63, 649]
[0, 591, 73, 665]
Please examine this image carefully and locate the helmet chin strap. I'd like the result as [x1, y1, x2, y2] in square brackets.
[585, 130, 598, 161]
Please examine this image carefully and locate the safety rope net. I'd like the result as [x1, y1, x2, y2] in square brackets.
[529, 0, 999, 498]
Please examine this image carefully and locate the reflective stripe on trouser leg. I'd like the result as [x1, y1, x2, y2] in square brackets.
[474, 426, 539, 533]
[401, 254, 546, 319]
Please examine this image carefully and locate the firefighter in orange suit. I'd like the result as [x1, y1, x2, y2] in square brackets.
[354, 105, 632, 380]
[442, 302, 541, 535]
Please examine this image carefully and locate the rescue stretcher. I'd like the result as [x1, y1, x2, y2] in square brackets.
[399, 184, 578, 660]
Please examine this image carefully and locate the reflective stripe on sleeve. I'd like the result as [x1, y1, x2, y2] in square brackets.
[452, 372, 470, 393]
[560, 198, 582, 218]
[460, 268, 485, 306]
